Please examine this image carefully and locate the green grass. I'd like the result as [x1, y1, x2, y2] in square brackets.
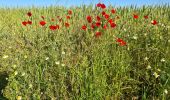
[0, 5, 170, 100]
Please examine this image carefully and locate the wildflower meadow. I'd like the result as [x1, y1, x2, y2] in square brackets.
[0, 2, 170, 100]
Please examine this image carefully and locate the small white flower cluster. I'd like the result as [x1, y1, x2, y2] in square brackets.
[54, 51, 66, 66]
[158, 23, 166, 28]
[161, 23, 166, 27]
[55, 61, 65, 66]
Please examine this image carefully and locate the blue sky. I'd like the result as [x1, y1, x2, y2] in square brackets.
[0, 0, 169, 8]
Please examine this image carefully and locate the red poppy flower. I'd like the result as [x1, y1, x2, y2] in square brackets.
[100, 4, 106, 9]
[96, 16, 101, 21]
[27, 12, 32, 17]
[96, 22, 101, 27]
[39, 21, 46, 26]
[41, 16, 45, 19]
[116, 38, 126, 46]
[27, 20, 32, 25]
[86, 16, 92, 23]
[49, 25, 59, 30]
[102, 11, 106, 16]
[65, 22, 70, 27]
[22, 21, 27, 26]
[116, 38, 123, 42]
[119, 41, 127, 46]
[133, 14, 139, 19]
[111, 9, 116, 14]
[104, 14, 110, 19]
[110, 22, 116, 28]
[103, 24, 107, 29]
[66, 16, 71, 19]
[82, 25, 87, 30]
[144, 15, 148, 19]
[91, 23, 95, 29]
[95, 32, 102, 38]
[97, 3, 101, 7]
[108, 19, 113, 24]
[68, 10, 72, 15]
[151, 20, 157, 25]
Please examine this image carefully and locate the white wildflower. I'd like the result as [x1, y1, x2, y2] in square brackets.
[153, 72, 159, 78]
[146, 65, 151, 69]
[24, 55, 27, 59]
[164, 89, 168, 94]
[160, 36, 163, 40]
[168, 40, 170, 43]
[127, 47, 130, 51]
[14, 71, 18, 76]
[61, 64, 65, 66]
[21, 72, 25, 76]
[161, 24, 165, 27]
[51, 97, 57, 100]
[144, 33, 147, 37]
[17, 96, 22, 100]
[161, 58, 165, 62]
[62, 51, 65, 55]
[45, 57, 49, 60]
[144, 57, 149, 61]
[133, 36, 138, 40]
[13, 65, 17, 69]
[55, 61, 60, 65]
[157, 68, 161, 72]
[151, 20, 154, 23]
[3, 55, 8, 59]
